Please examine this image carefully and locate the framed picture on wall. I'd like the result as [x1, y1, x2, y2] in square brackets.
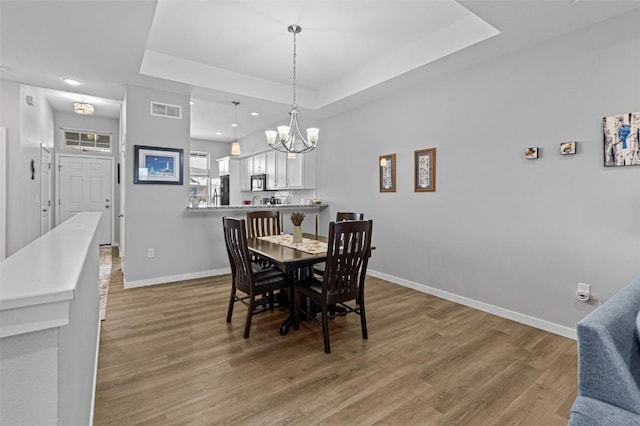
[603, 111, 640, 167]
[134, 145, 184, 185]
[379, 153, 396, 192]
[414, 148, 436, 192]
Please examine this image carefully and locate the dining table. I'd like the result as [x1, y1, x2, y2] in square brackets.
[247, 232, 328, 335]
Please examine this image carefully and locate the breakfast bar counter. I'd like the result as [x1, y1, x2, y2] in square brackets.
[186, 203, 328, 212]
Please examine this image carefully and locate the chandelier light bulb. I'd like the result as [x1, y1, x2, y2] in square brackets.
[306, 128, 319, 143]
[265, 130, 277, 145]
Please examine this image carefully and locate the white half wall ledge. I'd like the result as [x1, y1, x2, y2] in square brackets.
[367, 269, 577, 340]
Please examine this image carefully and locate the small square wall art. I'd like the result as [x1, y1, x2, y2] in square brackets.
[603, 111, 640, 167]
[560, 141, 576, 155]
[524, 147, 539, 159]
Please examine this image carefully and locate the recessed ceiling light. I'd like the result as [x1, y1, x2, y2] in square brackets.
[62, 77, 83, 86]
[231, 123, 238, 127]
[251, 112, 259, 116]
[216, 132, 222, 135]
[190, 101, 194, 105]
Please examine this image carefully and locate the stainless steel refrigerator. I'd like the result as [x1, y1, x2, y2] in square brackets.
[219, 175, 230, 205]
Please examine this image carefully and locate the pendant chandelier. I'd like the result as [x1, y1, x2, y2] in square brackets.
[73, 98, 94, 115]
[265, 24, 318, 154]
[230, 101, 241, 155]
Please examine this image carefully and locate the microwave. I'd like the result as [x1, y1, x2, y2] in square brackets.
[251, 174, 267, 191]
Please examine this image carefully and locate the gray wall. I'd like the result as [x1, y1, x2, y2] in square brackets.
[0, 82, 55, 256]
[316, 10, 640, 333]
[124, 85, 230, 285]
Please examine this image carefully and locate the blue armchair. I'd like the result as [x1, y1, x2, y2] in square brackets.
[568, 276, 640, 425]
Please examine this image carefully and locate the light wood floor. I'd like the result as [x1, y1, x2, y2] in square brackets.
[94, 257, 577, 425]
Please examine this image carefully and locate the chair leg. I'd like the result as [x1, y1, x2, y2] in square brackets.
[321, 302, 331, 354]
[226, 286, 236, 323]
[243, 295, 255, 338]
[360, 299, 368, 340]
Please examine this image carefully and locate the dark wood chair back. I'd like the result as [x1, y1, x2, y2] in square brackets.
[247, 210, 281, 239]
[312, 212, 365, 277]
[323, 219, 373, 305]
[336, 212, 364, 221]
[222, 217, 255, 295]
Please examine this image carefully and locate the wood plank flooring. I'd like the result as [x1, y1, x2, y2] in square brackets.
[94, 257, 577, 425]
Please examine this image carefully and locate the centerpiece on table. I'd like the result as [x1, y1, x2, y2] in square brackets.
[290, 212, 305, 243]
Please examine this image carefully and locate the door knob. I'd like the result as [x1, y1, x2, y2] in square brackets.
[42, 209, 48, 213]
[105, 198, 110, 202]
[105, 205, 110, 209]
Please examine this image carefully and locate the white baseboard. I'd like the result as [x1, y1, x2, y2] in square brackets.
[124, 268, 230, 289]
[367, 269, 576, 340]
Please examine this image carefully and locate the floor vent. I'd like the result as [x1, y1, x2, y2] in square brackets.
[150, 101, 182, 119]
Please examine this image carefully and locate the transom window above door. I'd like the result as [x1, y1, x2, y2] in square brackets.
[62, 129, 112, 153]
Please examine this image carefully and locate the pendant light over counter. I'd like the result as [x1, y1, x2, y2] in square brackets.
[230, 101, 241, 156]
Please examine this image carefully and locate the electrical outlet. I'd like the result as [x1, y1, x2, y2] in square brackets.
[577, 282, 591, 302]
[147, 248, 155, 258]
[578, 282, 590, 293]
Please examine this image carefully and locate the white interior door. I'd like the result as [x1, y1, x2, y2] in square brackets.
[57, 155, 112, 245]
[119, 140, 126, 260]
[40, 146, 52, 235]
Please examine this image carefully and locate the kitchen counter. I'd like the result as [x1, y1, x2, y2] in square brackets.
[186, 203, 327, 212]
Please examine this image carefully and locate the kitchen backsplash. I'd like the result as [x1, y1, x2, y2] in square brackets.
[244, 189, 318, 205]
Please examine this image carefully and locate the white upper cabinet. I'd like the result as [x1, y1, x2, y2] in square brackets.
[239, 157, 252, 191]
[265, 151, 277, 189]
[252, 153, 266, 174]
[264, 150, 315, 189]
[218, 157, 230, 176]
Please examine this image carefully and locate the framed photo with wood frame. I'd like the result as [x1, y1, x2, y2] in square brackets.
[379, 153, 396, 192]
[414, 148, 436, 192]
[134, 145, 184, 185]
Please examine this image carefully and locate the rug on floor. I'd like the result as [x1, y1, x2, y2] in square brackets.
[99, 246, 112, 320]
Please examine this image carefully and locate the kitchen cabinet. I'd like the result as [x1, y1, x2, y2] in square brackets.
[285, 154, 303, 188]
[252, 153, 266, 174]
[218, 157, 230, 176]
[239, 157, 252, 191]
[265, 150, 315, 189]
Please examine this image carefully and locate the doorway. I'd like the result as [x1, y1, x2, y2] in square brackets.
[56, 154, 113, 245]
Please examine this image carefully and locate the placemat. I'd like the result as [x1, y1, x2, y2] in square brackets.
[258, 234, 328, 255]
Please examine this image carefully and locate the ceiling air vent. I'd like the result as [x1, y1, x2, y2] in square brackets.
[150, 101, 182, 119]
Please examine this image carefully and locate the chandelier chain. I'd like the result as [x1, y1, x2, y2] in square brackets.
[292, 29, 297, 109]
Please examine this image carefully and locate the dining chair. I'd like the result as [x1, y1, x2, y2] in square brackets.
[246, 210, 281, 239]
[222, 217, 292, 338]
[246, 211, 282, 307]
[294, 219, 373, 353]
[313, 212, 364, 276]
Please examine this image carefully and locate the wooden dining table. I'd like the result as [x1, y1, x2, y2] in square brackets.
[247, 233, 328, 335]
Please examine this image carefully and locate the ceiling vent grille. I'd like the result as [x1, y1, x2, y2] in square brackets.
[150, 101, 182, 119]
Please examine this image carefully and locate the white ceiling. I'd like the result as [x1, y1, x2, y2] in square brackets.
[1, 0, 639, 143]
